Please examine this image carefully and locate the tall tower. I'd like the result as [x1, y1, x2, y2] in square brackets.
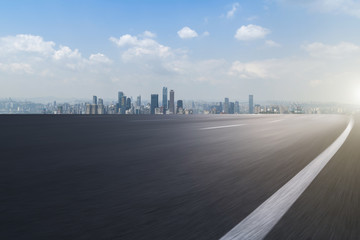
[118, 92, 124, 105]
[224, 98, 229, 114]
[235, 101, 240, 114]
[249, 95, 254, 114]
[169, 90, 175, 114]
[137, 95, 141, 107]
[151, 94, 159, 114]
[126, 98, 131, 110]
[120, 96, 127, 114]
[93, 96, 97, 105]
[162, 87, 168, 108]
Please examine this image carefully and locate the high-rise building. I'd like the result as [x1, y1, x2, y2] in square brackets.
[119, 96, 127, 114]
[249, 95, 254, 114]
[86, 104, 98, 114]
[169, 90, 175, 114]
[162, 87, 168, 108]
[229, 102, 235, 114]
[98, 98, 103, 105]
[98, 98, 105, 114]
[176, 100, 183, 114]
[235, 101, 240, 114]
[118, 92, 124, 104]
[93, 96, 98, 105]
[126, 98, 131, 110]
[137, 95, 141, 107]
[151, 94, 159, 114]
[117, 91, 124, 113]
[162, 87, 168, 114]
[224, 98, 229, 114]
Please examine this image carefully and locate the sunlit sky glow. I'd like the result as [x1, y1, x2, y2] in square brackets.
[1, 0, 360, 103]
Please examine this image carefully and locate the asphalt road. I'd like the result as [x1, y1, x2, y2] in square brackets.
[0, 114, 355, 239]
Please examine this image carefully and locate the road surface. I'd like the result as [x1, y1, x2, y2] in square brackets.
[1, 114, 358, 239]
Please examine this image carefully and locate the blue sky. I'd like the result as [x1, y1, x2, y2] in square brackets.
[1, 0, 360, 103]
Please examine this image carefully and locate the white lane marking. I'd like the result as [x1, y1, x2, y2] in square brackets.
[221, 117, 354, 240]
[269, 119, 284, 123]
[200, 124, 246, 130]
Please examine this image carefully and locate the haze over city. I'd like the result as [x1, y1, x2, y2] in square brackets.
[3, 1, 360, 240]
[2, 0, 360, 103]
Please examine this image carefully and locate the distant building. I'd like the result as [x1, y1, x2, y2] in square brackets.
[224, 98, 229, 114]
[118, 92, 124, 105]
[229, 102, 235, 114]
[57, 106, 63, 114]
[162, 87, 168, 110]
[151, 94, 159, 114]
[136, 95, 141, 107]
[254, 104, 261, 114]
[126, 97, 131, 110]
[235, 101, 240, 114]
[119, 96, 126, 114]
[86, 104, 98, 114]
[155, 107, 162, 115]
[98, 98, 105, 114]
[93, 96, 97, 105]
[249, 95, 254, 114]
[176, 100, 183, 114]
[169, 90, 175, 114]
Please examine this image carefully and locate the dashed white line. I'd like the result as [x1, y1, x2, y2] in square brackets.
[220, 117, 354, 240]
[200, 124, 246, 130]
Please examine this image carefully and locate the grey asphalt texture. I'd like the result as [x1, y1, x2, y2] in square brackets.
[0, 114, 353, 239]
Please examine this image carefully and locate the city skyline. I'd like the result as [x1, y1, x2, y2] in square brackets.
[2, 1, 360, 103]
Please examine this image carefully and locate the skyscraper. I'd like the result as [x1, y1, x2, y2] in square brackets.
[93, 96, 97, 105]
[229, 102, 235, 114]
[224, 98, 229, 114]
[126, 98, 131, 110]
[169, 90, 175, 114]
[98, 98, 105, 114]
[235, 101, 240, 114]
[118, 92, 124, 105]
[120, 96, 127, 114]
[249, 95, 254, 114]
[151, 94, 159, 114]
[137, 95, 141, 107]
[162, 87, 168, 109]
[176, 100, 183, 114]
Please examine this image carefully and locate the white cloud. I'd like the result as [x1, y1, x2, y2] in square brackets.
[109, 34, 138, 47]
[235, 24, 270, 41]
[177, 27, 198, 39]
[0, 34, 55, 54]
[110, 34, 172, 60]
[227, 3, 240, 18]
[278, 0, 360, 18]
[142, 31, 156, 38]
[53, 46, 81, 60]
[265, 40, 281, 47]
[0, 34, 111, 75]
[89, 53, 112, 64]
[303, 42, 360, 58]
[228, 60, 273, 79]
[0, 63, 33, 74]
